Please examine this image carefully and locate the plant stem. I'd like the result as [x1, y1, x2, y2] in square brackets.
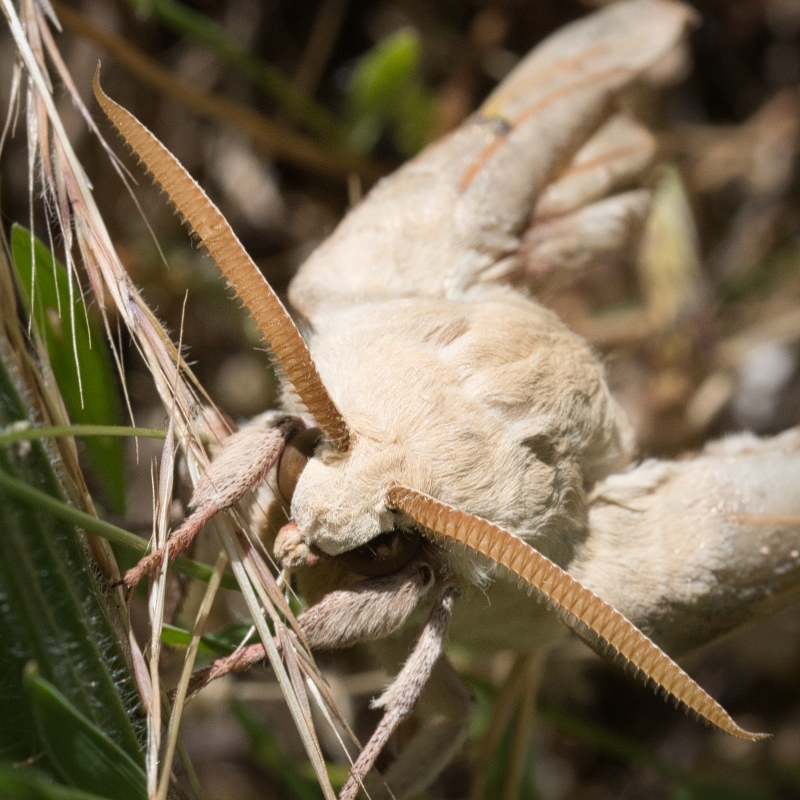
[0, 467, 239, 590]
[0, 424, 172, 446]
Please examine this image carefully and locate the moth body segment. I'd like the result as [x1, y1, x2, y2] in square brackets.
[289, 291, 632, 577]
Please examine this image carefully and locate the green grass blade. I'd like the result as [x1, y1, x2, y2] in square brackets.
[0, 425, 172, 447]
[162, 621, 259, 656]
[0, 768, 114, 800]
[0, 466, 239, 591]
[24, 666, 147, 800]
[0, 336, 143, 764]
[10, 225, 126, 514]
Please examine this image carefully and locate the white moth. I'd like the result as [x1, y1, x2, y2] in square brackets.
[92, 0, 800, 797]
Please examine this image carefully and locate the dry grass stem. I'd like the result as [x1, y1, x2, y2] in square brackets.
[145, 415, 176, 796]
[157, 551, 228, 800]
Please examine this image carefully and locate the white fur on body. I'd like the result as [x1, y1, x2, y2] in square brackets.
[278, 0, 694, 590]
[290, 286, 632, 572]
[246, 0, 799, 723]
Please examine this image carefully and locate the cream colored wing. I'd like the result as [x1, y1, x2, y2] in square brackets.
[447, 426, 800, 655]
[289, 0, 695, 319]
[572, 426, 800, 656]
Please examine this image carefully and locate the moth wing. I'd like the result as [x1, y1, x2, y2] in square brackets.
[572, 426, 800, 655]
[289, 0, 696, 320]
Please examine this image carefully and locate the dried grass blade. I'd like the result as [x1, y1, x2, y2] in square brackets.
[217, 519, 337, 800]
[4, 5, 363, 794]
[2, 0, 202, 437]
[35, 1, 130, 177]
[233, 527, 306, 645]
[0, 59, 23, 153]
[129, 627, 153, 716]
[157, 551, 228, 800]
[146, 415, 176, 796]
[298, 660, 362, 757]
[279, 627, 315, 732]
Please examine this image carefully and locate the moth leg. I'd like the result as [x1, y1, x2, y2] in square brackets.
[339, 583, 458, 800]
[362, 654, 476, 800]
[123, 416, 304, 588]
[185, 561, 435, 696]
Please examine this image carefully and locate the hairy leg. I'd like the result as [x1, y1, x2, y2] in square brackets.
[185, 561, 435, 696]
[124, 417, 303, 587]
[340, 583, 458, 800]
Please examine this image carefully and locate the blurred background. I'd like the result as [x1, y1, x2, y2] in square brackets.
[3, 0, 800, 798]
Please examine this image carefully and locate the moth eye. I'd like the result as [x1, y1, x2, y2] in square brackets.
[338, 529, 423, 577]
[277, 427, 323, 504]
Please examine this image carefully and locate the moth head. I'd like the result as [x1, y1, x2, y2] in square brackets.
[276, 423, 409, 553]
[274, 427, 424, 576]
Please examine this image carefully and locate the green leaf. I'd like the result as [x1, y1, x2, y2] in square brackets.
[347, 29, 434, 156]
[11, 224, 126, 514]
[23, 666, 146, 800]
[0, 332, 143, 764]
[0, 767, 115, 800]
[162, 621, 258, 656]
[393, 77, 435, 156]
[349, 29, 420, 117]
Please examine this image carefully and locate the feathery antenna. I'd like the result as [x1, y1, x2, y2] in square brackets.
[387, 485, 769, 742]
[93, 67, 351, 452]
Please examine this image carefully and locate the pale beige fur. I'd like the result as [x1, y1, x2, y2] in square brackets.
[573, 427, 800, 655]
[289, 286, 632, 574]
[103, 0, 800, 795]
[445, 427, 800, 655]
[532, 112, 658, 221]
[77, 0, 800, 794]
[278, 0, 694, 583]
